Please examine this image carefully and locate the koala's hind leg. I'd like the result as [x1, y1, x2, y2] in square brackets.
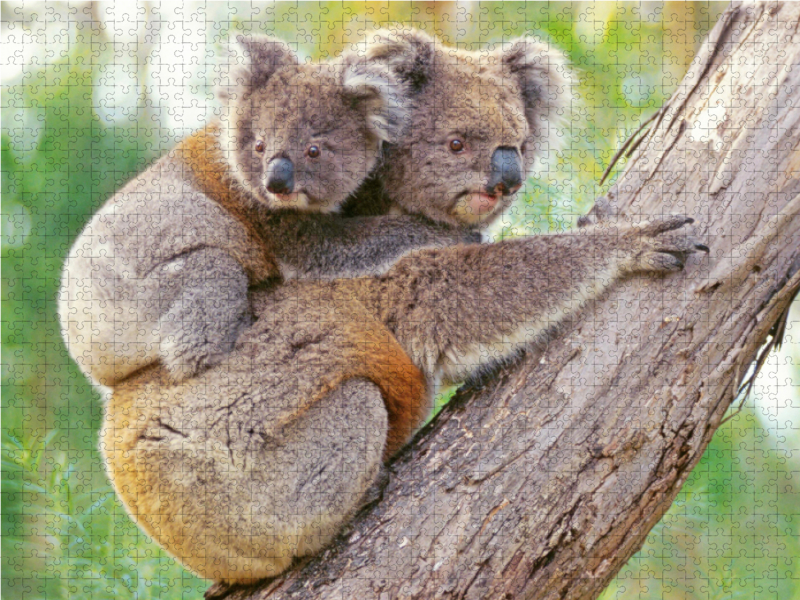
[155, 247, 252, 382]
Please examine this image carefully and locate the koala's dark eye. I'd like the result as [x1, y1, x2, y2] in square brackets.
[449, 139, 465, 153]
[254, 141, 266, 153]
[306, 145, 321, 159]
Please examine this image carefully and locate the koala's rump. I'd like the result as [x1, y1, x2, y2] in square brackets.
[101, 286, 418, 581]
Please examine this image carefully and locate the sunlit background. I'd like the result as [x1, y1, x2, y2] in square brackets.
[2, 2, 798, 598]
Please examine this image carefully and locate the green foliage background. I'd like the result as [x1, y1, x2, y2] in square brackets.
[3, 2, 798, 599]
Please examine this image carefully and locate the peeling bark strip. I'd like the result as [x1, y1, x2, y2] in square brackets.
[225, 3, 800, 599]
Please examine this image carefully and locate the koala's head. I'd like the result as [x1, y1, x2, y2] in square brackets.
[220, 35, 406, 212]
[364, 29, 571, 229]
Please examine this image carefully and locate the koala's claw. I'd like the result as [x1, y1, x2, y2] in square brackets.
[624, 216, 708, 274]
[643, 252, 686, 272]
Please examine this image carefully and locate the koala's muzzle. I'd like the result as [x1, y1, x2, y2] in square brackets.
[486, 147, 523, 196]
[266, 158, 294, 195]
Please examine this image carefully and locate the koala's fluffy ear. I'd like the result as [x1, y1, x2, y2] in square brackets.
[340, 53, 408, 144]
[219, 35, 298, 103]
[499, 38, 572, 138]
[362, 28, 436, 93]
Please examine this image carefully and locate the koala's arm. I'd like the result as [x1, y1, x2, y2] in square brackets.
[350, 216, 707, 384]
[151, 247, 252, 382]
[257, 211, 481, 279]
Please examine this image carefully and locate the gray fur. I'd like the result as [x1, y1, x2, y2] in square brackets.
[59, 35, 475, 387]
[156, 249, 252, 381]
[259, 210, 481, 279]
[220, 36, 407, 211]
[90, 29, 584, 583]
[58, 153, 266, 386]
[106, 212, 704, 583]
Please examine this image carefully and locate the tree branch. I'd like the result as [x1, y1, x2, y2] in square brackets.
[221, 3, 800, 598]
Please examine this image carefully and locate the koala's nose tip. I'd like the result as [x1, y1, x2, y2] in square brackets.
[487, 147, 523, 196]
[266, 158, 294, 194]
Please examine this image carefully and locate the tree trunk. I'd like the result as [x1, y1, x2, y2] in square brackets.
[222, 3, 800, 598]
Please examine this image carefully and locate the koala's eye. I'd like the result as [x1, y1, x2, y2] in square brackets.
[449, 139, 465, 153]
[254, 141, 266, 153]
[306, 145, 321, 159]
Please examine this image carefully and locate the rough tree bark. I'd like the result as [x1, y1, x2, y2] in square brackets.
[223, 3, 800, 599]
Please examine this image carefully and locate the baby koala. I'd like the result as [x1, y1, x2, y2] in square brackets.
[59, 35, 469, 386]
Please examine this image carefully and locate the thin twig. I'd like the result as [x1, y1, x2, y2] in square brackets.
[599, 108, 662, 186]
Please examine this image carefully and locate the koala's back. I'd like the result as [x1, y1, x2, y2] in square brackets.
[59, 126, 276, 386]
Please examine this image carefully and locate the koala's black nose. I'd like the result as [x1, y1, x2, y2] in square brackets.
[266, 158, 294, 194]
[486, 147, 523, 196]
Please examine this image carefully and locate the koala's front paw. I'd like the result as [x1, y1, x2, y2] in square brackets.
[622, 215, 709, 274]
[159, 311, 253, 383]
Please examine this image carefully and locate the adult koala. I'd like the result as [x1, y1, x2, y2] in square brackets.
[102, 29, 705, 584]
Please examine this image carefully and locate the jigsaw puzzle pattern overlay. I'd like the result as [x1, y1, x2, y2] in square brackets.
[3, 2, 799, 599]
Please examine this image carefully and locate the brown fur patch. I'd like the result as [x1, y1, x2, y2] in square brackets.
[175, 124, 280, 282]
